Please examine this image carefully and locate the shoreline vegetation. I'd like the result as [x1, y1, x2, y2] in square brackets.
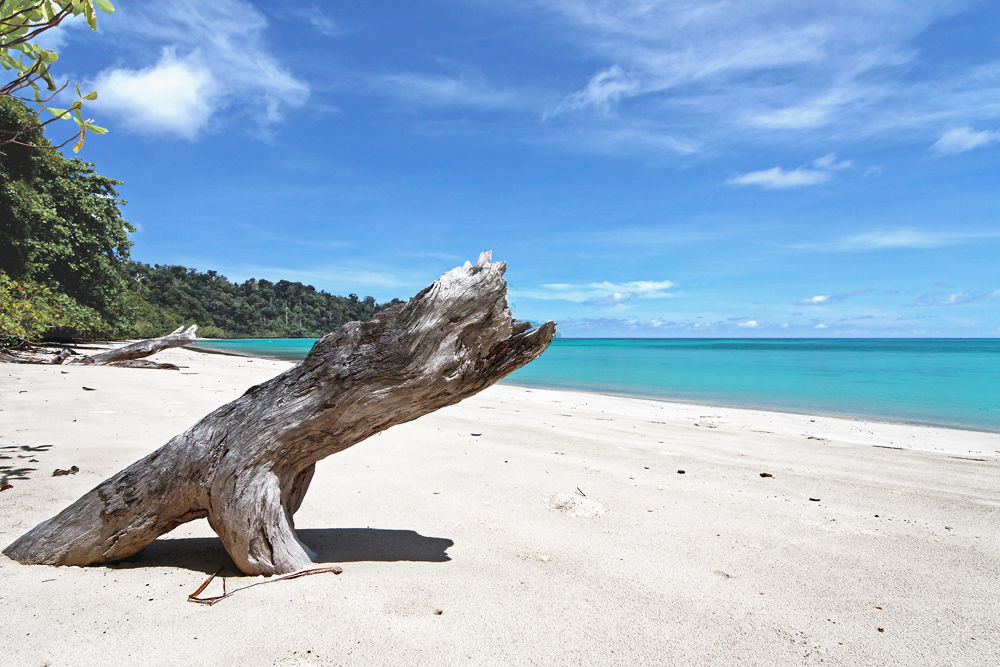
[3, 345, 998, 665]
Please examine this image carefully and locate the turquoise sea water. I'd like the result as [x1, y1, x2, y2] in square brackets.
[190, 338, 1000, 433]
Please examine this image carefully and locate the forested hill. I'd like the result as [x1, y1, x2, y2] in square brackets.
[127, 262, 404, 339]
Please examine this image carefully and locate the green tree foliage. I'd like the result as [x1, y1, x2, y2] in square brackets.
[0, 271, 102, 343]
[127, 262, 405, 339]
[0, 96, 133, 338]
[1, 0, 113, 151]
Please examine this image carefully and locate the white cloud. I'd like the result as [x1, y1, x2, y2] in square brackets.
[89, 0, 308, 139]
[930, 126, 998, 155]
[92, 49, 215, 139]
[728, 166, 829, 189]
[815, 323, 828, 329]
[941, 292, 973, 305]
[738, 320, 758, 328]
[795, 288, 871, 305]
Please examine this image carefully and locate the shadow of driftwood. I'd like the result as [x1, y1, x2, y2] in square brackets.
[299, 528, 453, 564]
[115, 527, 454, 576]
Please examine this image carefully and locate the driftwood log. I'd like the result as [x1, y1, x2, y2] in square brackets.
[60, 325, 199, 368]
[4, 253, 555, 575]
[0, 325, 197, 367]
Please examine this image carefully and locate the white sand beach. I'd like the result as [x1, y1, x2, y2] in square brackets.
[2, 346, 999, 666]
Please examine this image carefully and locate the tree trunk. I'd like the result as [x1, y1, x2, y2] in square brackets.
[63, 325, 198, 365]
[3, 253, 556, 575]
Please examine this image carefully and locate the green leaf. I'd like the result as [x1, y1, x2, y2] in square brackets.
[46, 106, 69, 119]
[83, 2, 97, 30]
[94, 0, 116, 14]
[85, 123, 108, 135]
[83, 91, 98, 101]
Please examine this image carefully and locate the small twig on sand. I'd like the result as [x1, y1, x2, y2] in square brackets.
[188, 566, 343, 606]
[576, 487, 586, 497]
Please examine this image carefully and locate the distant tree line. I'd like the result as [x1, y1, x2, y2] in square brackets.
[0, 97, 402, 344]
[125, 262, 403, 339]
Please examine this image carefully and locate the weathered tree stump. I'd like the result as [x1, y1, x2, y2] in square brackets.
[4, 253, 555, 574]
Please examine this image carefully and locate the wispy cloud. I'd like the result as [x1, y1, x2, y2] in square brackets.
[795, 288, 872, 306]
[547, 65, 640, 117]
[813, 153, 853, 170]
[295, 6, 341, 36]
[907, 290, 984, 307]
[519, 280, 674, 305]
[301, 1, 1000, 159]
[728, 166, 829, 189]
[728, 152, 855, 189]
[930, 126, 999, 155]
[797, 228, 1000, 252]
[527, 1, 998, 152]
[376, 70, 523, 110]
[89, 0, 309, 139]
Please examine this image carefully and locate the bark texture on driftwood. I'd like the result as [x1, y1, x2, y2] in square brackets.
[4, 253, 555, 575]
[62, 325, 198, 366]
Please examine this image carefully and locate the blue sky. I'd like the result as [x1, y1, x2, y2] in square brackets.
[40, 0, 1000, 337]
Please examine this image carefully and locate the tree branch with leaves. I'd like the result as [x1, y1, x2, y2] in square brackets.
[0, 0, 115, 152]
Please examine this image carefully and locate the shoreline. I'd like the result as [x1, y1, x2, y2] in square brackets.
[3, 347, 998, 665]
[500, 379, 1000, 438]
[187, 340, 1000, 437]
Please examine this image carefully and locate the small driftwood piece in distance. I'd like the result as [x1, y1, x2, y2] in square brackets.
[4, 253, 556, 575]
[0, 326, 197, 367]
[61, 325, 198, 366]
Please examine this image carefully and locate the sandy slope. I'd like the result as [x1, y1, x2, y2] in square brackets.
[2, 346, 998, 666]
